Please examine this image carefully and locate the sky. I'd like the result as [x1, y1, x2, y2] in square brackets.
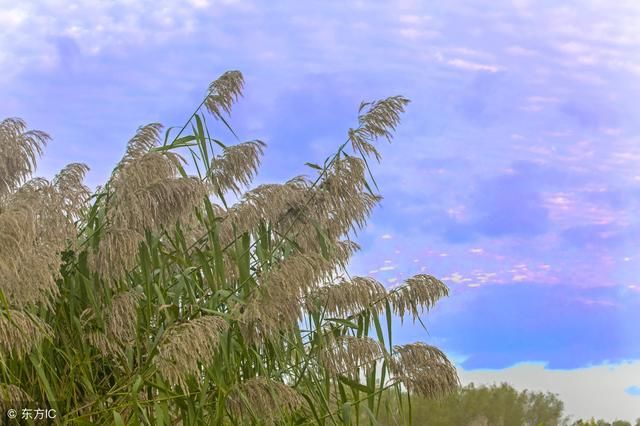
[2, 0, 640, 421]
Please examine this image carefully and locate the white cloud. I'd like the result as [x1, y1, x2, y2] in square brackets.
[0, 0, 245, 81]
[0, 7, 28, 27]
[444, 272, 472, 284]
[505, 45, 538, 56]
[459, 361, 640, 421]
[397, 27, 440, 40]
[446, 58, 501, 73]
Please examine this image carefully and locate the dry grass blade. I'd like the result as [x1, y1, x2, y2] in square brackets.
[0, 310, 53, 358]
[154, 316, 228, 388]
[389, 274, 449, 323]
[226, 377, 304, 423]
[390, 342, 460, 399]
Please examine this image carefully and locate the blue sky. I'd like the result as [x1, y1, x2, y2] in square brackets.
[2, 0, 640, 420]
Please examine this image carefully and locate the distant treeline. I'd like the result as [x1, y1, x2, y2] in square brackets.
[375, 383, 639, 426]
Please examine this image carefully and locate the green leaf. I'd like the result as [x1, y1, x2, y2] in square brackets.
[341, 402, 352, 426]
[339, 375, 372, 394]
[305, 162, 323, 170]
[327, 318, 359, 330]
[362, 405, 379, 426]
[113, 411, 125, 426]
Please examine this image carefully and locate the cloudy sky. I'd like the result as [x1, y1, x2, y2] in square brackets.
[2, 0, 640, 421]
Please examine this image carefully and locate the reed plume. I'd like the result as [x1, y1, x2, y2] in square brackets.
[0, 310, 52, 358]
[226, 377, 304, 423]
[204, 70, 244, 117]
[390, 274, 450, 323]
[208, 140, 266, 195]
[0, 73, 458, 424]
[307, 276, 386, 317]
[0, 156, 89, 308]
[0, 118, 49, 197]
[91, 123, 206, 282]
[0, 384, 31, 414]
[154, 315, 228, 388]
[320, 335, 387, 378]
[390, 342, 459, 399]
[240, 252, 334, 341]
[348, 96, 410, 161]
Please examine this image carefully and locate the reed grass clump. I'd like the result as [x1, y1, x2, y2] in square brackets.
[0, 71, 458, 424]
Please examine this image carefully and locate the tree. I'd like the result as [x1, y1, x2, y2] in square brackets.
[378, 383, 566, 425]
[0, 71, 458, 423]
[572, 419, 632, 426]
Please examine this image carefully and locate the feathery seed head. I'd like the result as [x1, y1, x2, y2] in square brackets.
[230, 176, 309, 234]
[205, 71, 244, 117]
[390, 342, 459, 399]
[331, 240, 361, 269]
[89, 228, 143, 284]
[0, 384, 31, 414]
[85, 330, 126, 360]
[307, 276, 386, 317]
[93, 124, 207, 282]
[320, 335, 387, 378]
[154, 315, 228, 388]
[52, 163, 91, 219]
[118, 123, 164, 166]
[0, 167, 87, 308]
[389, 274, 449, 323]
[226, 377, 304, 423]
[0, 310, 52, 359]
[105, 290, 142, 343]
[348, 96, 410, 161]
[108, 124, 205, 233]
[0, 118, 49, 197]
[208, 140, 266, 195]
[238, 251, 337, 342]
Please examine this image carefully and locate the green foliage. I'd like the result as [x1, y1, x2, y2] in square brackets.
[377, 383, 565, 426]
[571, 419, 636, 426]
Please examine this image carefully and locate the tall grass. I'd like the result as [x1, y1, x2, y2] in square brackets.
[0, 71, 458, 425]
